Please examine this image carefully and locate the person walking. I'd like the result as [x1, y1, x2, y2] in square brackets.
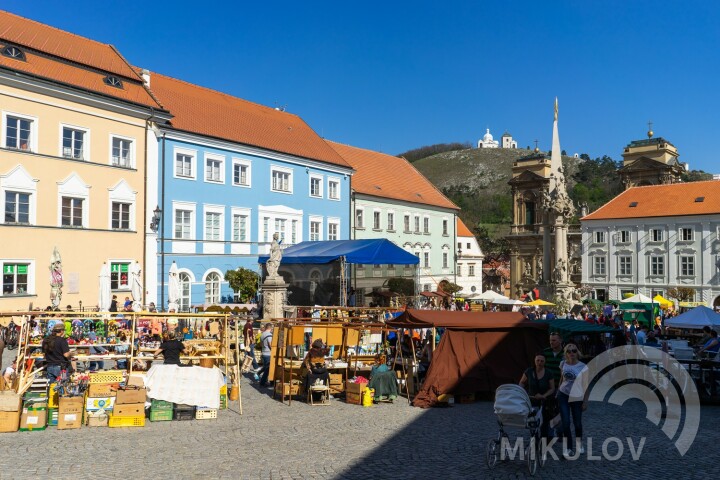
[258, 323, 273, 387]
[557, 343, 588, 458]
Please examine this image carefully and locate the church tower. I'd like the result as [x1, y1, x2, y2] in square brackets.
[618, 125, 687, 189]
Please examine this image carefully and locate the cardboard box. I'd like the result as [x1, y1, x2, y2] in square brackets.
[58, 396, 83, 414]
[329, 384, 345, 395]
[85, 397, 115, 412]
[127, 374, 145, 388]
[329, 373, 343, 385]
[345, 381, 367, 396]
[0, 392, 22, 412]
[0, 410, 20, 432]
[274, 383, 300, 396]
[345, 392, 362, 405]
[57, 411, 81, 430]
[88, 383, 119, 397]
[85, 411, 109, 427]
[113, 403, 145, 417]
[20, 407, 47, 430]
[115, 388, 147, 404]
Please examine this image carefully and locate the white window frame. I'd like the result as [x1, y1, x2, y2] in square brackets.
[177, 269, 194, 312]
[173, 147, 197, 180]
[650, 228, 664, 243]
[650, 256, 665, 276]
[679, 227, 694, 242]
[442, 252, 449, 269]
[0, 165, 38, 225]
[203, 269, 223, 305]
[594, 256, 606, 275]
[387, 211, 395, 232]
[109, 134, 135, 169]
[327, 177, 341, 201]
[423, 252, 430, 268]
[59, 123, 90, 161]
[270, 165, 293, 194]
[291, 219, 298, 244]
[108, 259, 133, 291]
[414, 215, 420, 233]
[204, 153, 225, 184]
[172, 201, 196, 240]
[231, 207, 252, 242]
[57, 173, 90, 228]
[404, 214, 411, 233]
[468, 263, 475, 277]
[594, 231, 606, 244]
[328, 217, 340, 241]
[107, 179, 136, 231]
[2, 111, 38, 152]
[442, 218, 449, 236]
[619, 229, 631, 244]
[203, 205, 224, 242]
[355, 207, 365, 229]
[309, 174, 324, 198]
[679, 256, 695, 277]
[373, 210, 381, 230]
[1, 259, 35, 296]
[619, 256, 632, 276]
[423, 216, 429, 234]
[309, 215, 323, 242]
[231, 158, 252, 188]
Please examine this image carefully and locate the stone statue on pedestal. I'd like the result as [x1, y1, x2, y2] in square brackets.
[262, 232, 288, 320]
[266, 233, 282, 278]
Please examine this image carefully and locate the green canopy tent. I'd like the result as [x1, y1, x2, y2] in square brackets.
[620, 303, 659, 327]
[540, 318, 614, 339]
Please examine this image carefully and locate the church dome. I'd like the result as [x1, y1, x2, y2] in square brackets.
[483, 128, 494, 142]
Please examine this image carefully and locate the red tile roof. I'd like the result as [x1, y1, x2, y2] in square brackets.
[326, 140, 458, 210]
[582, 180, 720, 221]
[149, 73, 351, 168]
[0, 10, 163, 110]
[0, 10, 139, 79]
[457, 217, 474, 237]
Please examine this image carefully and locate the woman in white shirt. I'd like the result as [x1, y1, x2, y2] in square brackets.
[557, 343, 588, 458]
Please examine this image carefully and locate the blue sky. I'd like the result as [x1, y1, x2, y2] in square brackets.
[5, 1, 719, 172]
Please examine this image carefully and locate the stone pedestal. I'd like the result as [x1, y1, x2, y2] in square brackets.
[553, 282, 575, 304]
[262, 276, 288, 320]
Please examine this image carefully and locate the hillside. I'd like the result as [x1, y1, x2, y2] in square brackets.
[414, 147, 585, 227]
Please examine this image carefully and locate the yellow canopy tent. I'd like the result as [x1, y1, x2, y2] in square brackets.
[526, 299, 555, 306]
[653, 295, 673, 308]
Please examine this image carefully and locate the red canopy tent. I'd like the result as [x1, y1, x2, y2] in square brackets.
[387, 310, 549, 408]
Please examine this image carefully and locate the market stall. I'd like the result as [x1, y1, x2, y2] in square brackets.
[387, 310, 549, 408]
[0, 310, 242, 433]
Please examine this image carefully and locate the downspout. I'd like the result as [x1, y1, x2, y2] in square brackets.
[160, 132, 166, 311]
[141, 109, 153, 307]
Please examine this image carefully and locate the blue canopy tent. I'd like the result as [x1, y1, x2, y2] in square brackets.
[258, 239, 420, 265]
[258, 239, 419, 306]
[665, 306, 720, 330]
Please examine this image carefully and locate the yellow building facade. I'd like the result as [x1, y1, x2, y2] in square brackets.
[0, 11, 169, 311]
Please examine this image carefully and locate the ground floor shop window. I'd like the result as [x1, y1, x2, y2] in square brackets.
[2, 263, 29, 295]
[110, 262, 130, 290]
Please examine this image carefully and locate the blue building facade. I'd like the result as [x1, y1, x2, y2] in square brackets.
[146, 73, 353, 311]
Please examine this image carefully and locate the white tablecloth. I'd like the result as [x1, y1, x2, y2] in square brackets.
[144, 365, 224, 408]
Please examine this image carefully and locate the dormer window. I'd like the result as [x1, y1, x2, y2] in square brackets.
[2, 45, 26, 61]
[103, 75, 123, 89]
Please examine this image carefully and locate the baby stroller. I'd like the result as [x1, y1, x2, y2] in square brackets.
[485, 384, 545, 476]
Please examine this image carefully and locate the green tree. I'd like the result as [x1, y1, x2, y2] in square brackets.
[667, 287, 696, 302]
[438, 279, 462, 295]
[225, 267, 259, 302]
[388, 277, 415, 296]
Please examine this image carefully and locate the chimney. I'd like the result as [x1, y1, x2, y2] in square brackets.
[141, 68, 151, 87]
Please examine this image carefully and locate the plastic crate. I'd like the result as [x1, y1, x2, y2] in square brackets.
[151, 399, 173, 410]
[48, 383, 59, 408]
[219, 384, 227, 395]
[108, 414, 145, 428]
[149, 409, 173, 422]
[48, 408, 58, 427]
[195, 408, 217, 420]
[174, 409, 194, 421]
[219, 394, 227, 410]
[89, 370, 125, 384]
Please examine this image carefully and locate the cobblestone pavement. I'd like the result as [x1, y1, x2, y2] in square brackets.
[1, 349, 718, 479]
